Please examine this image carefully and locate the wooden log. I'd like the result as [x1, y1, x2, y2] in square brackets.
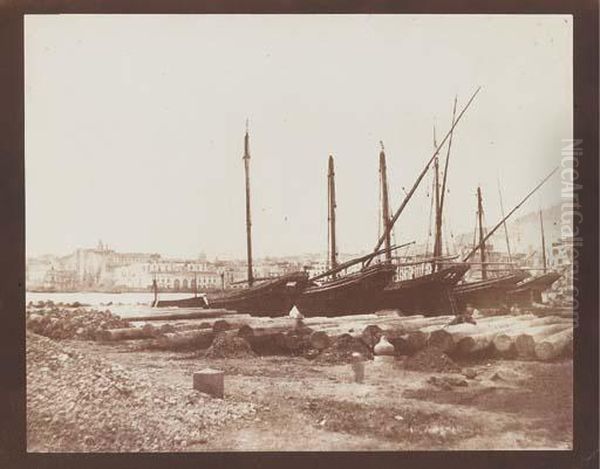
[283, 332, 303, 352]
[131, 308, 235, 321]
[484, 316, 569, 353]
[245, 332, 287, 355]
[237, 324, 255, 339]
[428, 329, 456, 352]
[150, 330, 215, 350]
[401, 315, 454, 327]
[454, 319, 533, 355]
[213, 319, 232, 333]
[309, 331, 331, 350]
[514, 323, 572, 358]
[173, 322, 213, 332]
[388, 335, 412, 355]
[312, 315, 449, 338]
[454, 315, 571, 356]
[159, 323, 176, 333]
[361, 325, 383, 349]
[406, 330, 429, 352]
[428, 315, 544, 355]
[534, 328, 573, 361]
[96, 325, 159, 341]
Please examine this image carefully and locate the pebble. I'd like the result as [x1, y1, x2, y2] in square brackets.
[27, 331, 255, 452]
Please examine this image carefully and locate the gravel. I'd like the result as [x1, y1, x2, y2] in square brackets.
[27, 331, 257, 452]
[303, 398, 476, 446]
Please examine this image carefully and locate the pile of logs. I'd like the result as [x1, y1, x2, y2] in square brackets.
[92, 308, 574, 362]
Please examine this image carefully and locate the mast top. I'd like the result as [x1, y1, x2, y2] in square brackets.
[243, 119, 250, 160]
[379, 140, 385, 152]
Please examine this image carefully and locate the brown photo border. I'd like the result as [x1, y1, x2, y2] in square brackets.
[0, 1, 597, 468]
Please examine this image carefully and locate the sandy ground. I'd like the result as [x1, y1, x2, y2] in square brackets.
[41, 339, 573, 452]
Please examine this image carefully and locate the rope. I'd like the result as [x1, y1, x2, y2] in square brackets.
[424, 168, 435, 256]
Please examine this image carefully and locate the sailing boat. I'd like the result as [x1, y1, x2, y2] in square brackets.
[376, 116, 469, 316]
[453, 186, 527, 310]
[294, 155, 397, 317]
[453, 167, 558, 309]
[507, 208, 561, 305]
[156, 124, 309, 315]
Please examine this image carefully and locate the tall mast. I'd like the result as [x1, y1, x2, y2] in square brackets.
[432, 126, 442, 272]
[437, 97, 458, 263]
[539, 208, 547, 274]
[463, 167, 558, 262]
[477, 186, 487, 280]
[439, 96, 458, 219]
[433, 157, 441, 269]
[243, 120, 254, 287]
[328, 155, 338, 271]
[365, 86, 481, 268]
[379, 142, 392, 261]
[497, 180, 513, 266]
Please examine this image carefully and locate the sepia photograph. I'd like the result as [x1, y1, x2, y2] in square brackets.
[24, 13, 578, 452]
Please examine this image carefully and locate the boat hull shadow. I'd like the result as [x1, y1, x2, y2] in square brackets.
[295, 264, 397, 317]
[156, 272, 309, 317]
[453, 271, 528, 309]
[507, 271, 562, 305]
[378, 264, 470, 316]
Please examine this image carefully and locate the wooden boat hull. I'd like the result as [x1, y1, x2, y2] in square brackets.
[156, 272, 309, 316]
[295, 264, 397, 317]
[378, 264, 470, 316]
[507, 271, 562, 305]
[154, 296, 208, 308]
[453, 271, 528, 309]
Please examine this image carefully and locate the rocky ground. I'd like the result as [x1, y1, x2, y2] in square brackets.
[27, 331, 573, 452]
[26, 307, 130, 340]
[26, 332, 257, 451]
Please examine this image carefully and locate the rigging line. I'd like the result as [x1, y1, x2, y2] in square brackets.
[472, 209, 478, 250]
[365, 86, 482, 267]
[463, 167, 558, 262]
[425, 166, 436, 256]
[497, 177, 513, 265]
[438, 95, 458, 225]
[392, 209, 397, 246]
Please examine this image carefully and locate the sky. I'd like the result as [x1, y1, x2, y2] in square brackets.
[25, 14, 572, 260]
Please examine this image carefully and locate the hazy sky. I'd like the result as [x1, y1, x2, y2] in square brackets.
[25, 14, 572, 260]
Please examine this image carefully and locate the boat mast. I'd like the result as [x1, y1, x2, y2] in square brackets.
[477, 186, 487, 280]
[379, 142, 392, 261]
[243, 120, 254, 287]
[365, 86, 481, 268]
[438, 96, 457, 221]
[328, 155, 338, 272]
[539, 208, 547, 274]
[462, 167, 558, 262]
[432, 127, 442, 272]
[437, 97, 458, 264]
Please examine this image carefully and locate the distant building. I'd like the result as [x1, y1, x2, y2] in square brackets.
[43, 267, 77, 291]
[550, 237, 574, 292]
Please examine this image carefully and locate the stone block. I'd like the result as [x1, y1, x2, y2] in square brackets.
[193, 368, 224, 398]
